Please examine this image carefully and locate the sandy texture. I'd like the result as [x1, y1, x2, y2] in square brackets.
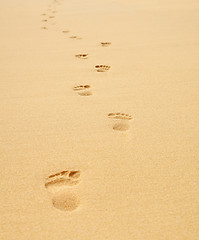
[0, 0, 199, 239]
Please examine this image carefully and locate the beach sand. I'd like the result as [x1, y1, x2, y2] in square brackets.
[0, 0, 199, 239]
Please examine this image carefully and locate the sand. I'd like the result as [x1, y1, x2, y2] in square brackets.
[0, 0, 199, 239]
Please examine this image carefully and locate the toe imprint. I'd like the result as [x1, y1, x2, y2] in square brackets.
[73, 85, 91, 91]
[75, 54, 88, 59]
[95, 65, 110, 72]
[101, 42, 111, 47]
[108, 112, 132, 120]
[45, 170, 81, 189]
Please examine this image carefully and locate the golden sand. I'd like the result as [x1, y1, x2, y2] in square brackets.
[0, 0, 199, 239]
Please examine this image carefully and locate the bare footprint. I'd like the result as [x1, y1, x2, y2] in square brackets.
[45, 170, 81, 211]
[70, 35, 77, 39]
[95, 65, 110, 72]
[42, 19, 48, 22]
[73, 85, 90, 91]
[108, 113, 132, 131]
[75, 54, 88, 59]
[41, 27, 48, 30]
[62, 30, 70, 33]
[101, 42, 111, 47]
[70, 36, 82, 40]
[73, 85, 92, 96]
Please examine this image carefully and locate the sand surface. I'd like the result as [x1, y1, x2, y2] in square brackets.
[0, 0, 199, 239]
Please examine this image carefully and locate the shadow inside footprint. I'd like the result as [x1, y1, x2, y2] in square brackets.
[78, 91, 92, 96]
[113, 122, 130, 131]
[52, 191, 80, 211]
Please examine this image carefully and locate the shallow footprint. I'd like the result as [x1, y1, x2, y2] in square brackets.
[73, 85, 92, 96]
[73, 85, 90, 91]
[113, 122, 130, 131]
[108, 113, 132, 131]
[41, 27, 48, 30]
[70, 36, 82, 40]
[95, 65, 110, 72]
[70, 35, 77, 39]
[101, 42, 111, 47]
[75, 54, 88, 59]
[62, 30, 70, 33]
[78, 90, 92, 96]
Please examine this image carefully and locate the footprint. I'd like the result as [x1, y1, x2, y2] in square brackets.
[41, 27, 48, 30]
[70, 36, 82, 40]
[73, 85, 92, 96]
[45, 170, 81, 211]
[95, 65, 110, 72]
[75, 54, 88, 59]
[73, 85, 90, 91]
[70, 35, 77, 39]
[101, 42, 111, 47]
[62, 30, 70, 33]
[42, 19, 48, 22]
[41, 13, 46, 16]
[49, 16, 55, 18]
[108, 113, 132, 131]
